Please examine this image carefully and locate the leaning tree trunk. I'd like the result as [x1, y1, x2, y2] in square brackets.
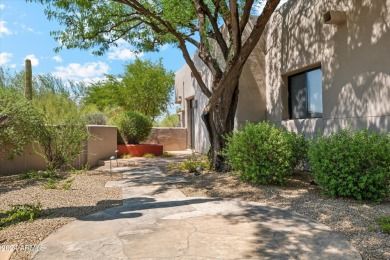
[202, 83, 240, 172]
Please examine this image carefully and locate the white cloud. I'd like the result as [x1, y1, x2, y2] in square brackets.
[160, 44, 170, 51]
[53, 61, 110, 84]
[21, 24, 34, 32]
[52, 55, 63, 63]
[19, 24, 42, 35]
[0, 4, 5, 10]
[0, 20, 12, 37]
[24, 54, 39, 67]
[107, 39, 143, 60]
[0, 52, 13, 65]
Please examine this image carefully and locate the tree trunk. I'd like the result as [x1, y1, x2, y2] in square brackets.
[24, 59, 33, 100]
[202, 83, 239, 172]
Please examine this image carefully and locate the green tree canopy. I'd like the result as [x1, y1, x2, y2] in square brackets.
[84, 59, 174, 120]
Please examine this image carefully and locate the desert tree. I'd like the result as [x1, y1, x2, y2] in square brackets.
[29, 0, 281, 171]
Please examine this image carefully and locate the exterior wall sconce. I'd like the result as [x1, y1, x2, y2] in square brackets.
[323, 10, 347, 25]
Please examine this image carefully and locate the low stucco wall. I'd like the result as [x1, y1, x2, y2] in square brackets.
[144, 127, 187, 151]
[86, 125, 117, 167]
[0, 143, 47, 175]
[0, 125, 117, 175]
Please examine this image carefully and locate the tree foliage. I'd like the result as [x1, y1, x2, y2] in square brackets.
[85, 59, 174, 119]
[0, 89, 45, 161]
[156, 113, 179, 127]
[29, 0, 281, 171]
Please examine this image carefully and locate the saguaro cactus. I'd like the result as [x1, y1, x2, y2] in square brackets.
[25, 59, 32, 100]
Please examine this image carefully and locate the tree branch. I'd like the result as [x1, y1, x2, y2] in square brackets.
[207, 0, 281, 109]
[239, 0, 254, 33]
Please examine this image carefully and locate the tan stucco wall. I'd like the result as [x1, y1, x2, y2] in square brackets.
[0, 143, 47, 175]
[86, 125, 117, 167]
[0, 125, 117, 175]
[266, 0, 390, 135]
[174, 23, 268, 152]
[144, 127, 187, 151]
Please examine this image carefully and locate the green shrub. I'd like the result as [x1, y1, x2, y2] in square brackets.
[35, 116, 90, 171]
[112, 111, 152, 144]
[308, 128, 390, 201]
[0, 203, 43, 229]
[223, 122, 307, 185]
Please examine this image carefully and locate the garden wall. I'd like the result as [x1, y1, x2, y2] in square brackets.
[143, 127, 187, 151]
[0, 125, 117, 175]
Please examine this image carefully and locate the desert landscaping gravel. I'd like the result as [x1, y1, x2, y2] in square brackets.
[1, 158, 389, 260]
[0, 171, 122, 260]
[163, 167, 390, 260]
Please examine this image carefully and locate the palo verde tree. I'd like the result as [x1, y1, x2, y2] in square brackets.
[85, 59, 174, 120]
[30, 0, 281, 171]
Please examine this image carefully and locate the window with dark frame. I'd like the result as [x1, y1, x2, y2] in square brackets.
[288, 67, 323, 119]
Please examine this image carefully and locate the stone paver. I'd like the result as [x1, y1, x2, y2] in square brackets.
[32, 162, 361, 260]
[0, 248, 15, 260]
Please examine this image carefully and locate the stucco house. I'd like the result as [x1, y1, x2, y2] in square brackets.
[174, 0, 390, 153]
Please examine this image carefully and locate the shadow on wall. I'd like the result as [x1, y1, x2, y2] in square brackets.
[194, 71, 211, 154]
[266, 0, 389, 134]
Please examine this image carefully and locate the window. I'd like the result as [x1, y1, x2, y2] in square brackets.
[288, 67, 323, 119]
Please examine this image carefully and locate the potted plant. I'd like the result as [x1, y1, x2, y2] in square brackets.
[113, 111, 163, 157]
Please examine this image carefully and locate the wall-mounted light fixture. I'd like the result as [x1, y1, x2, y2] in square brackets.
[323, 10, 347, 25]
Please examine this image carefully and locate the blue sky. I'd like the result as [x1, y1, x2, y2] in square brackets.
[0, 0, 191, 85]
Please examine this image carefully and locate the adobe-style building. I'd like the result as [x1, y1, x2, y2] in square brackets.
[175, 0, 390, 153]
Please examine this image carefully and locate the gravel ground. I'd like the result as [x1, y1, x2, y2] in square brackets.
[0, 170, 122, 260]
[163, 167, 390, 260]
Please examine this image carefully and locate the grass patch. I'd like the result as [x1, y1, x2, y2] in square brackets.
[0, 203, 43, 230]
[71, 164, 90, 175]
[61, 178, 75, 190]
[143, 153, 155, 158]
[22, 170, 57, 180]
[121, 153, 133, 159]
[168, 162, 177, 169]
[161, 152, 175, 157]
[376, 216, 390, 234]
[43, 178, 59, 189]
[178, 153, 210, 173]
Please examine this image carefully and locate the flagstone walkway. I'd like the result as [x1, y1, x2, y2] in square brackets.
[31, 162, 361, 259]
